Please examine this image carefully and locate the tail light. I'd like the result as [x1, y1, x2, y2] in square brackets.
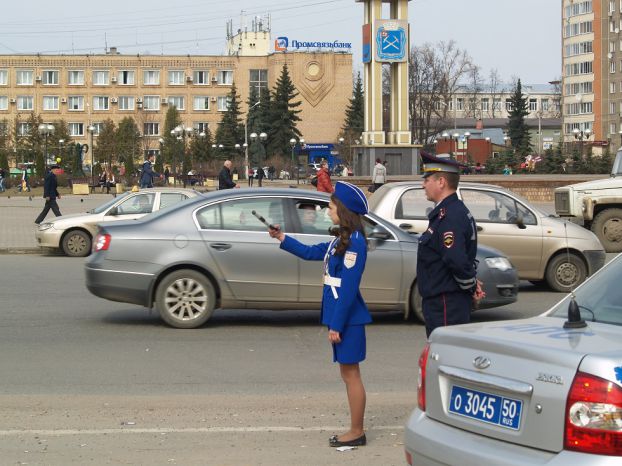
[93, 233, 111, 252]
[417, 343, 430, 411]
[564, 371, 622, 455]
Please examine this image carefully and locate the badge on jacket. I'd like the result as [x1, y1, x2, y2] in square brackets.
[344, 251, 358, 269]
[443, 231, 454, 248]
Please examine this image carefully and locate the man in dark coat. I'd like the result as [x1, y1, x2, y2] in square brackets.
[139, 154, 159, 188]
[35, 167, 62, 224]
[218, 160, 239, 190]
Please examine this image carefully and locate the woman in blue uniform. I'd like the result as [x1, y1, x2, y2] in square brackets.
[268, 181, 371, 448]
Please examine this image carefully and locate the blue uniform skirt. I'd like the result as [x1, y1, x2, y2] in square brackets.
[332, 324, 366, 364]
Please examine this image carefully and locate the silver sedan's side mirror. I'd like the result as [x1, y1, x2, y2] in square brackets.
[107, 207, 119, 216]
[368, 225, 392, 240]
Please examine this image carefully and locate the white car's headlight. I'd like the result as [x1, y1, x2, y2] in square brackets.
[38, 223, 54, 231]
[485, 257, 513, 271]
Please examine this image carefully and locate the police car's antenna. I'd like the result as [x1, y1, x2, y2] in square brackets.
[563, 221, 586, 328]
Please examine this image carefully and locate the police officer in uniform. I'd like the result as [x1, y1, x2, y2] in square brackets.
[268, 181, 371, 448]
[417, 152, 484, 337]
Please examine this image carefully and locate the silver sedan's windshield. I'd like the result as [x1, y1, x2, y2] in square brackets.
[549, 255, 622, 325]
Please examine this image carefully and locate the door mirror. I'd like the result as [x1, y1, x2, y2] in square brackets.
[516, 212, 526, 229]
[368, 225, 392, 240]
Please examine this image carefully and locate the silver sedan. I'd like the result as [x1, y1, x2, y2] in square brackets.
[405, 253, 622, 465]
[84, 188, 519, 328]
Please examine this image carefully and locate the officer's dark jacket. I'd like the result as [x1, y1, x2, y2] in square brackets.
[218, 166, 236, 189]
[417, 192, 477, 299]
[43, 170, 59, 199]
[280, 231, 371, 333]
[140, 160, 156, 186]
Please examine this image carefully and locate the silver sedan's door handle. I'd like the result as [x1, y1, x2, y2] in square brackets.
[477, 226, 483, 231]
[399, 223, 412, 230]
[209, 243, 232, 251]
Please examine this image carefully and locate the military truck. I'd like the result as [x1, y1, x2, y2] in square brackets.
[555, 149, 622, 252]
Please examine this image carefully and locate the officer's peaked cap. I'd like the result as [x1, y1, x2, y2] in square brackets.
[333, 181, 368, 214]
[421, 151, 463, 178]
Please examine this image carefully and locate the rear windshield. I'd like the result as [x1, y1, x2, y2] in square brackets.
[549, 255, 622, 326]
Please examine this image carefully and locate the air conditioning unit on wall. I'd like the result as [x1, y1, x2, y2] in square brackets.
[111, 76, 117, 83]
[186, 75, 193, 82]
[161, 98, 168, 104]
[9, 98, 16, 103]
[110, 97, 118, 103]
[211, 96, 217, 102]
[61, 98, 67, 103]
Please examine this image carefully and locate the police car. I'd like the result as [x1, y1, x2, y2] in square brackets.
[405, 253, 622, 465]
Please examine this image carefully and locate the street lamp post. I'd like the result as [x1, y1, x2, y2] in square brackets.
[244, 101, 261, 181]
[463, 131, 471, 164]
[58, 139, 64, 169]
[250, 131, 268, 171]
[572, 128, 591, 158]
[172, 125, 194, 186]
[451, 133, 460, 160]
[87, 125, 95, 188]
[289, 137, 305, 184]
[38, 123, 55, 172]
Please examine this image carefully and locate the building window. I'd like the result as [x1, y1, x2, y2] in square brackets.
[193, 96, 210, 110]
[143, 70, 160, 85]
[541, 99, 549, 112]
[69, 123, 84, 136]
[168, 96, 185, 109]
[18, 122, 31, 136]
[93, 96, 109, 110]
[16, 69, 33, 85]
[505, 99, 513, 112]
[611, 102, 617, 114]
[93, 70, 109, 85]
[118, 96, 135, 110]
[0, 96, 8, 110]
[17, 96, 33, 110]
[143, 123, 160, 136]
[481, 98, 489, 111]
[168, 70, 184, 85]
[612, 82, 617, 94]
[0, 70, 7, 85]
[143, 95, 160, 111]
[68, 70, 85, 85]
[529, 99, 537, 111]
[42, 70, 59, 85]
[619, 101, 622, 114]
[612, 61, 617, 74]
[611, 123, 617, 135]
[217, 70, 233, 85]
[68, 96, 84, 111]
[118, 70, 135, 85]
[249, 69, 268, 95]
[456, 98, 464, 111]
[43, 96, 59, 111]
[217, 95, 231, 111]
[193, 70, 209, 85]
[194, 122, 209, 133]
[493, 98, 501, 111]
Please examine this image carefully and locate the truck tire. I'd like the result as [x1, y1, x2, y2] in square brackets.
[591, 208, 622, 253]
[545, 252, 587, 292]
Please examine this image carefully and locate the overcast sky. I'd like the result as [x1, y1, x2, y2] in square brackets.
[0, 0, 560, 84]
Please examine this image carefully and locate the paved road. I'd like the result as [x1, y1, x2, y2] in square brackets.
[0, 254, 573, 465]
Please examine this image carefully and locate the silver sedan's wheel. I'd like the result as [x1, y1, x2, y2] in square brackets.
[61, 230, 91, 257]
[156, 270, 215, 328]
[409, 283, 425, 323]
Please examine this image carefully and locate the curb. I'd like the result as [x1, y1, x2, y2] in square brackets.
[0, 248, 42, 255]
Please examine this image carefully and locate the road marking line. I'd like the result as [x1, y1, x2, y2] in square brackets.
[0, 425, 405, 437]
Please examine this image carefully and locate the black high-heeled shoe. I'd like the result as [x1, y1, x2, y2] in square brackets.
[329, 433, 367, 447]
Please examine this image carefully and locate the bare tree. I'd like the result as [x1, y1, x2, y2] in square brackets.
[464, 65, 484, 120]
[487, 68, 503, 118]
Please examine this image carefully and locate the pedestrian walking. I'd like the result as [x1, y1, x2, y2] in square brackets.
[268, 181, 371, 448]
[248, 167, 254, 187]
[268, 165, 275, 180]
[34, 167, 62, 224]
[139, 154, 159, 188]
[370, 158, 386, 192]
[163, 165, 170, 186]
[0, 167, 6, 192]
[316, 160, 334, 193]
[417, 152, 485, 337]
[20, 166, 31, 192]
[218, 160, 239, 190]
[256, 165, 265, 187]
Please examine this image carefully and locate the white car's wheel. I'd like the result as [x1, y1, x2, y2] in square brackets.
[545, 253, 587, 292]
[62, 230, 91, 257]
[156, 270, 216, 328]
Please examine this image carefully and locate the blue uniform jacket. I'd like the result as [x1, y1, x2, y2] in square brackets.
[43, 171, 59, 199]
[140, 161, 156, 187]
[280, 231, 372, 333]
[417, 192, 478, 299]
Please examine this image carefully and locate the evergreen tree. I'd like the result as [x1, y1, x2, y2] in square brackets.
[267, 64, 302, 159]
[23, 114, 44, 178]
[162, 106, 183, 175]
[506, 79, 532, 157]
[250, 89, 273, 165]
[52, 120, 72, 172]
[0, 119, 10, 176]
[95, 119, 117, 170]
[596, 149, 613, 173]
[115, 117, 140, 178]
[190, 126, 213, 173]
[215, 83, 244, 160]
[342, 72, 364, 135]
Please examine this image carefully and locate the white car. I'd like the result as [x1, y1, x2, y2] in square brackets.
[405, 253, 622, 465]
[35, 187, 200, 256]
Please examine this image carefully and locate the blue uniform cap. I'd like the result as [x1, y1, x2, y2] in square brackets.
[333, 181, 368, 214]
[421, 151, 463, 178]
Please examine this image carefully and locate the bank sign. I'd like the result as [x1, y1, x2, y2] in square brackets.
[274, 36, 352, 52]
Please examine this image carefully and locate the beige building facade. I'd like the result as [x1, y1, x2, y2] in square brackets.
[0, 48, 352, 163]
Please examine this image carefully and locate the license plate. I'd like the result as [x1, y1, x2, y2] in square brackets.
[449, 385, 522, 430]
